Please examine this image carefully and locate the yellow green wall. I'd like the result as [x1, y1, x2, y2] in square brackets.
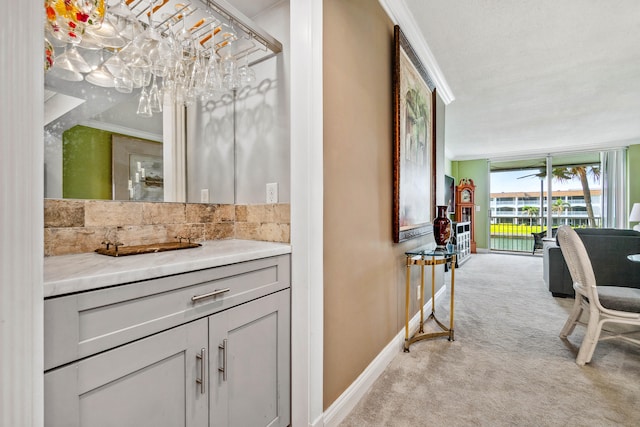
[628, 144, 640, 209]
[451, 159, 489, 250]
[63, 125, 113, 199]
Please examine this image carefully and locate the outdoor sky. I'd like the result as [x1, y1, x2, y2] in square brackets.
[490, 170, 601, 193]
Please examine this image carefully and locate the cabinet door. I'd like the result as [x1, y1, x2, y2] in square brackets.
[209, 289, 291, 427]
[45, 319, 209, 427]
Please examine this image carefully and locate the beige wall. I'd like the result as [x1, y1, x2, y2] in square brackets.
[323, 0, 446, 409]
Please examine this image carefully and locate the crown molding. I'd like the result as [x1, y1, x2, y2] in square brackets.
[378, 0, 455, 105]
[450, 140, 636, 162]
[80, 120, 163, 143]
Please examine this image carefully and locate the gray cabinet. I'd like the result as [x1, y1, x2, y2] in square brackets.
[45, 319, 209, 427]
[44, 255, 291, 427]
[209, 290, 290, 427]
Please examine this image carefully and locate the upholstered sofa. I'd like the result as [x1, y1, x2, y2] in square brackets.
[543, 228, 640, 297]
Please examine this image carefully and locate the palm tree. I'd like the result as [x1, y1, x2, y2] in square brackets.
[521, 205, 539, 226]
[551, 166, 600, 227]
[524, 165, 600, 227]
[552, 198, 570, 222]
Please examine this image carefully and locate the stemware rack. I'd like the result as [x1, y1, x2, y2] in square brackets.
[45, 0, 283, 120]
[124, 0, 282, 64]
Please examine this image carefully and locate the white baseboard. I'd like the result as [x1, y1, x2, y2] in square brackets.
[319, 286, 446, 427]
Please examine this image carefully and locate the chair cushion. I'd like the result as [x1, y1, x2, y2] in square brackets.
[577, 228, 640, 237]
[597, 286, 640, 312]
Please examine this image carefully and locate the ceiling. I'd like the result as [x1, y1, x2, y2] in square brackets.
[403, 0, 640, 161]
[229, 0, 282, 19]
[238, 0, 640, 161]
[46, 1, 640, 163]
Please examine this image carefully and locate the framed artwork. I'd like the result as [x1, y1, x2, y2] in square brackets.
[112, 135, 164, 202]
[444, 174, 455, 215]
[393, 25, 437, 243]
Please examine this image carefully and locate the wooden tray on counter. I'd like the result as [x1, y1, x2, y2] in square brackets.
[95, 242, 202, 257]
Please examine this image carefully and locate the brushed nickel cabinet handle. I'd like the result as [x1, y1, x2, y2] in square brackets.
[196, 348, 206, 394]
[191, 288, 230, 302]
[218, 339, 228, 381]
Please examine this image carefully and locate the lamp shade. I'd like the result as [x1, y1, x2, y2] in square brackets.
[630, 203, 640, 222]
[630, 203, 640, 231]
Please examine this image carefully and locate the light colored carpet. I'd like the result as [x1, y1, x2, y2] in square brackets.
[339, 253, 640, 427]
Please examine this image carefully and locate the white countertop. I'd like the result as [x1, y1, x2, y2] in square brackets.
[44, 239, 292, 298]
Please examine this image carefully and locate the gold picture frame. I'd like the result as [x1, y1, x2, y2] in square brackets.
[393, 25, 437, 243]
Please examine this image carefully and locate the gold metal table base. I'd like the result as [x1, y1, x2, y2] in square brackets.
[404, 252, 456, 352]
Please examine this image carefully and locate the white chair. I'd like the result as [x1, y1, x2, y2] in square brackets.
[556, 225, 640, 365]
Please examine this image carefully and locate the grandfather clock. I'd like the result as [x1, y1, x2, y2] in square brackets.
[456, 178, 476, 253]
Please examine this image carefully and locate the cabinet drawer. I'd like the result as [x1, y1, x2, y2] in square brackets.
[45, 254, 290, 371]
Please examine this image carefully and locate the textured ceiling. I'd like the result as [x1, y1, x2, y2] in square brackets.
[229, 0, 282, 19]
[404, 0, 640, 161]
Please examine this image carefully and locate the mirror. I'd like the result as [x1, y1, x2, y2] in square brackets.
[44, 63, 166, 200]
[43, 0, 282, 204]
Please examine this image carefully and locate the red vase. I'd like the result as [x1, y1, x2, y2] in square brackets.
[433, 205, 452, 247]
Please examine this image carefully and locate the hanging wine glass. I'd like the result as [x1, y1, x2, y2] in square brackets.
[149, 38, 177, 77]
[114, 63, 134, 93]
[45, 0, 86, 44]
[114, 41, 149, 88]
[109, 0, 143, 41]
[142, 0, 171, 77]
[45, 37, 55, 72]
[130, 55, 152, 89]
[63, 43, 92, 73]
[48, 44, 84, 82]
[104, 51, 127, 77]
[86, 13, 126, 48]
[174, 4, 196, 61]
[83, 0, 106, 28]
[85, 50, 115, 87]
[172, 57, 189, 104]
[213, 22, 237, 52]
[148, 74, 163, 113]
[202, 53, 222, 96]
[77, 30, 104, 50]
[45, 0, 95, 73]
[237, 50, 255, 88]
[188, 50, 207, 101]
[136, 84, 153, 117]
[84, 0, 118, 39]
[221, 54, 238, 91]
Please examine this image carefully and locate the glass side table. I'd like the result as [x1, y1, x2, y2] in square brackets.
[404, 243, 457, 352]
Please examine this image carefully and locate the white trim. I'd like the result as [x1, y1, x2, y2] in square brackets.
[1, 2, 44, 425]
[162, 103, 187, 203]
[321, 286, 447, 427]
[378, 0, 455, 105]
[290, 0, 324, 425]
[454, 140, 637, 162]
[80, 119, 163, 142]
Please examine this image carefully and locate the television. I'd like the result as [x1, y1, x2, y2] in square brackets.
[444, 175, 455, 215]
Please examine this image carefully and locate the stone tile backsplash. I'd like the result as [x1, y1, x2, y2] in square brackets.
[44, 199, 290, 256]
[235, 204, 291, 243]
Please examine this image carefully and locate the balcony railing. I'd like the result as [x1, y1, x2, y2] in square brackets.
[489, 215, 601, 253]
